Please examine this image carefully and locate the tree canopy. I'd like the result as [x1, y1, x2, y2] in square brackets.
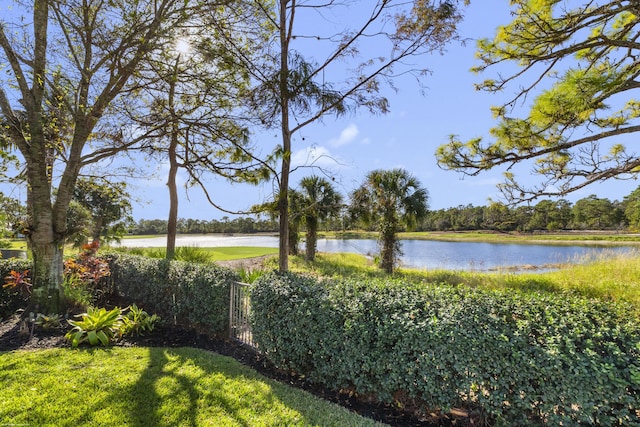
[220, 0, 467, 271]
[350, 168, 429, 273]
[0, 0, 196, 311]
[72, 178, 132, 244]
[436, 0, 640, 203]
[297, 175, 343, 261]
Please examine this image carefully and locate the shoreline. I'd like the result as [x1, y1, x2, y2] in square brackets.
[120, 230, 640, 246]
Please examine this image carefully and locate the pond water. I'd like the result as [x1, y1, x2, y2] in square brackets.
[117, 234, 636, 271]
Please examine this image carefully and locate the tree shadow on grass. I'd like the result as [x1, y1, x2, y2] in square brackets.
[127, 347, 381, 427]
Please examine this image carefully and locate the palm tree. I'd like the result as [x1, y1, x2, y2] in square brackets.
[287, 189, 304, 256]
[251, 188, 305, 256]
[350, 169, 429, 273]
[297, 176, 343, 261]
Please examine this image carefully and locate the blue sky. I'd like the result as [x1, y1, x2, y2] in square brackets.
[2, 1, 634, 221]
[125, 0, 631, 221]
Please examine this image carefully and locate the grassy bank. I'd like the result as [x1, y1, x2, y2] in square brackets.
[111, 245, 277, 262]
[321, 230, 640, 244]
[0, 347, 384, 427]
[284, 250, 640, 309]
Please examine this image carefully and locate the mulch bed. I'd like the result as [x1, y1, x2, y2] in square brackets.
[0, 311, 471, 427]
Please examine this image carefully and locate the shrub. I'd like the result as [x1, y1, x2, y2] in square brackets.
[0, 259, 32, 318]
[250, 272, 342, 375]
[169, 260, 237, 332]
[106, 253, 173, 319]
[65, 305, 161, 347]
[3, 269, 32, 299]
[33, 313, 63, 331]
[64, 242, 113, 306]
[251, 272, 640, 426]
[106, 253, 238, 335]
[120, 304, 159, 336]
[174, 246, 212, 263]
[65, 306, 124, 347]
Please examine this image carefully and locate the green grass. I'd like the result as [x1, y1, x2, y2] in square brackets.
[205, 246, 278, 261]
[285, 250, 640, 310]
[322, 230, 640, 244]
[111, 246, 278, 262]
[0, 347, 385, 427]
[5, 239, 27, 250]
[402, 230, 640, 244]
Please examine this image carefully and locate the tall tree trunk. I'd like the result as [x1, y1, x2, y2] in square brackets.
[277, 0, 290, 273]
[166, 56, 180, 261]
[305, 217, 317, 261]
[278, 135, 290, 272]
[288, 222, 299, 256]
[27, 175, 65, 313]
[29, 233, 65, 314]
[379, 224, 396, 274]
[167, 143, 179, 261]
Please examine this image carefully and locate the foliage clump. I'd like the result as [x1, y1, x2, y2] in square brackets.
[65, 305, 160, 348]
[0, 259, 33, 319]
[106, 253, 239, 335]
[251, 272, 640, 426]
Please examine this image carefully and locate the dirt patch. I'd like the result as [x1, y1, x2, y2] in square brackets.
[214, 255, 275, 272]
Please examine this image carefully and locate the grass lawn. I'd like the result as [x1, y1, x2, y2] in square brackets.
[321, 230, 640, 244]
[0, 347, 385, 427]
[287, 250, 640, 309]
[203, 246, 278, 261]
[6, 239, 27, 250]
[110, 246, 278, 262]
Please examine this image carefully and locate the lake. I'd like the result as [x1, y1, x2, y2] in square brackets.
[117, 234, 636, 271]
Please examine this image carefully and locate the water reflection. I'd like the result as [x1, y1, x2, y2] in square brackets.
[117, 235, 634, 271]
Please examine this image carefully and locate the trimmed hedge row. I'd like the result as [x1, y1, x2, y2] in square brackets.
[0, 259, 33, 319]
[105, 253, 239, 335]
[251, 272, 640, 426]
[0, 254, 237, 336]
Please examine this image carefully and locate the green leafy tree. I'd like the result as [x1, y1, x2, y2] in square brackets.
[0, 193, 27, 238]
[350, 168, 429, 274]
[528, 199, 572, 231]
[131, 6, 270, 260]
[622, 185, 640, 230]
[0, 0, 194, 312]
[64, 200, 92, 249]
[251, 189, 304, 256]
[482, 201, 513, 231]
[219, 0, 466, 271]
[436, 1, 640, 204]
[297, 176, 343, 261]
[72, 178, 132, 244]
[571, 195, 622, 230]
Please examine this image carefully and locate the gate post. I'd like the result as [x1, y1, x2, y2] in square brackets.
[229, 281, 255, 348]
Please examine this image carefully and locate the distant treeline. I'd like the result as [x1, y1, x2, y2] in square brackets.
[130, 193, 640, 235]
[130, 216, 279, 235]
[420, 197, 625, 232]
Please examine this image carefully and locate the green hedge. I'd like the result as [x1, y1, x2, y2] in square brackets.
[0, 259, 33, 319]
[251, 272, 640, 426]
[107, 253, 239, 336]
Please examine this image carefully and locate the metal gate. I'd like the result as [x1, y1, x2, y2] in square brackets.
[229, 281, 255, 347]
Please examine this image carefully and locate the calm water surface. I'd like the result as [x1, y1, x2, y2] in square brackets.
[118, 234, 635, 271]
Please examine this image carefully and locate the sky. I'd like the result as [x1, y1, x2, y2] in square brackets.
[2, 1, 635, 221]
[129, 0, 630, 222]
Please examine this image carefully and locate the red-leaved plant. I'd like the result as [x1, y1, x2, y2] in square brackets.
[3, 270, 32, 300]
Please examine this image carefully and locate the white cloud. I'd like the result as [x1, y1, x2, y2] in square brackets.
[329, 123, 359, 147]
[291, 145, 343, 169]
